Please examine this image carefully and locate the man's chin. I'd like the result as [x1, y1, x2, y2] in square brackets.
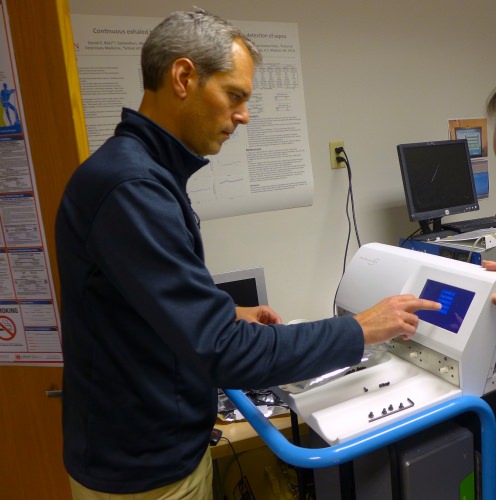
[205, 143, 224, 156]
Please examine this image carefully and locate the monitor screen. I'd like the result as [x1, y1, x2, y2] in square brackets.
[397, 139, 479, 225]
[417, 279, 475, 334]
[212, 267, 268, 306]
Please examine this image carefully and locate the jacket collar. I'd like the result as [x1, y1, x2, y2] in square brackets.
[115, 108, 209, 180]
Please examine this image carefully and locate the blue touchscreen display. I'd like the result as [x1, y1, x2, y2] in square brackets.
[417, 279, 475, 333]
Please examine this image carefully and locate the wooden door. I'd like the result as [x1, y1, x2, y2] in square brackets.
[0, 0, 88, 498]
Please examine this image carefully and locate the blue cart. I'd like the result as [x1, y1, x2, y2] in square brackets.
[225, 390, 496, 499]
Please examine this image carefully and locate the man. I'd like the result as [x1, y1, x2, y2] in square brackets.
[481, 88, 496, 279]
[56, 9, 440, 499]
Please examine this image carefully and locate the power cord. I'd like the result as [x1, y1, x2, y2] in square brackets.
[467, 232, 496, 264]
[332, 146, 361, 315]
[219, 435, 244, 481]
[219, 436, 256, 499]
[336, 147, 361, 259]
[399, 227, 422, 246]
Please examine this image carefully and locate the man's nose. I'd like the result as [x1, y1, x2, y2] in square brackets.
[234, 103, 250, 125]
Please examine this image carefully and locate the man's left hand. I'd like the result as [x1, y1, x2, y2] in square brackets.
[235, 305, 282, 325]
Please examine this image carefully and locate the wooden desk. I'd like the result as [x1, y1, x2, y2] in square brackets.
[210, 414, 308, 460]
[210, 415, 309, 499]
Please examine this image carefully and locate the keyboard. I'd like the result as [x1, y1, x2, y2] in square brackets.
[442, 215, 496, 233]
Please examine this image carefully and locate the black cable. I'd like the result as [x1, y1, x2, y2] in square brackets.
[399, 227, 422, 246]
[332, 147, 361, 316]
[219, 436, 244, 481]
[332, 279, 341, 317]
[340, 149, 361, 248]
[342, 173, 353, 275]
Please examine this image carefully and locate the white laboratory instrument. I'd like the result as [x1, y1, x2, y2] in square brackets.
[274, 242, 496, 446]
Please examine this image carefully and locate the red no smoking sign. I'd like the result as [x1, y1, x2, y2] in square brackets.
[0, 315, 16, 341]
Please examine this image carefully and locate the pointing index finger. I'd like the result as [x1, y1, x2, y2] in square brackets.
[410, 298, 442, 313]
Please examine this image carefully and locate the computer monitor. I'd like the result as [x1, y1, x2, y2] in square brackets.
[397, 139, 479, 234]
[212, 267, 268, 306]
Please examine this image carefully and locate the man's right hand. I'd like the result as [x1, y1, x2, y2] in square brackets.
[354, 294, 441, 345]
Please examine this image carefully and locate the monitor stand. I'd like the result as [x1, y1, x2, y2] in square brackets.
[414, 218, 457, 241]
[419, 217, 442, 235]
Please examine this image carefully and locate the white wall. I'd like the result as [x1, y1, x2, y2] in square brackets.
[69, 0, 496, 322]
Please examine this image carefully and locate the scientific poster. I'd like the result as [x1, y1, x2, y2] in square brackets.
[0, 1, 63, 365]
[71, 15, 314, 220]
[448, 118, 489, 199]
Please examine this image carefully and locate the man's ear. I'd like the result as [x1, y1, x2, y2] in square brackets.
[170, 58, 197, 99]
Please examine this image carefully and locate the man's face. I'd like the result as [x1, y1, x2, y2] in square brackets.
[180, 40, 255, 157]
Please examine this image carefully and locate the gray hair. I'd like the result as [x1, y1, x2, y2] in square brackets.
[141, 8, 262, 90]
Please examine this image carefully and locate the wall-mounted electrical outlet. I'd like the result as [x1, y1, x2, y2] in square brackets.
[329, 140, 345, 169]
